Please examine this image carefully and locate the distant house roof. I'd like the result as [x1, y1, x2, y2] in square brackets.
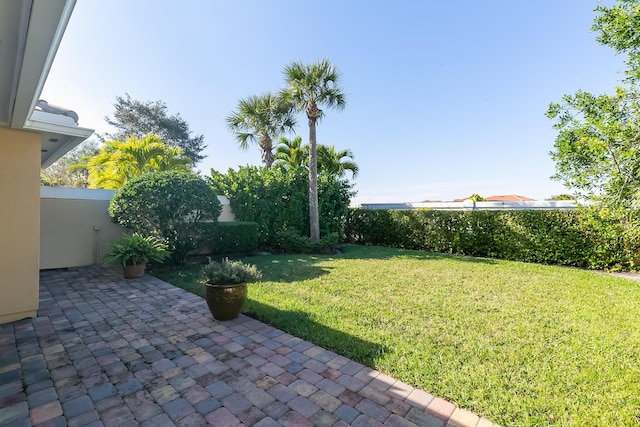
[486, 195, 536, 202]
[451, 194, 536, 202]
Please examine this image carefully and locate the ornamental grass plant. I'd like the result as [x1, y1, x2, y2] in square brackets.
[201, 258, 262, 286]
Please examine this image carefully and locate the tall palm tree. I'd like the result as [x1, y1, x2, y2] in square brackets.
[88, 134, 192, 189]
[317, 145, 359, 178]
[226, 92, 297, 168]
[273, 136, 308, 169]
[282, 59, 346, 241]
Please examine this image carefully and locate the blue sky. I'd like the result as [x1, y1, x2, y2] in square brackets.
[42, 0, 625, 203]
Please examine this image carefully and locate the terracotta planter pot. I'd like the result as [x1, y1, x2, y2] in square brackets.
[123, 262, 146, 278]
[205, 283, 247, 321]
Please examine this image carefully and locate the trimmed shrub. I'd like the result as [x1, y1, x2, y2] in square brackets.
[201, 221, 260, 254]
[109, 171, 221, 264]
[345, 208, 639, 271]
[272, 230, 340, 254]
[209, 166, 353, 246]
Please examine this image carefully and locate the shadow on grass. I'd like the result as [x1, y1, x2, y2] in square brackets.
[245, 244, 498, 283]
[337, 244, 499, 265]
[244, 299, 387, 366]
[156, 244, 500, 287]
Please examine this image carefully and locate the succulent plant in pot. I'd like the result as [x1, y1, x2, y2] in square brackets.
[104, 233, 169, 278]
[201, 258, 262, 320]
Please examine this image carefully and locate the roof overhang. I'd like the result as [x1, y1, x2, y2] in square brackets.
[0, 0, 94, 167]
[28, 110, 94, 168]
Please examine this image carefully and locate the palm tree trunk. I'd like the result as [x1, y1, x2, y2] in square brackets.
[259, 134, 274, 168]
[308, 119, 320, 242]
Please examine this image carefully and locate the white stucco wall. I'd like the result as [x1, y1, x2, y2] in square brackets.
[40, 187, 236, 269]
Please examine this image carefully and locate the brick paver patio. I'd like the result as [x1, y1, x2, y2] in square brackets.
[0, 266, 501, 426]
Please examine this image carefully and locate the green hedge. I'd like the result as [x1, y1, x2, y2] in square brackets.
[209, 166, 353, 245]
[345, 208, 639, 270]
[199, 221, 259, 254]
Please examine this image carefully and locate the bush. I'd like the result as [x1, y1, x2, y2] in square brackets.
[109, 171, 222, 264]
[345, 208, 639, 271]
[200, 221, 260, 254]
[272, 230, 340, 254]
[210, 166, 353, 246]
[103, 233, 169, 267]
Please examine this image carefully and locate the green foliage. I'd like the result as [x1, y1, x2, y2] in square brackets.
[109, 171, 221, 264]
[547, 0, 640, 267]
[226, 93, 296, 167]
[104, 233, 169, 267]
[103, 94, 206, 163]
[201, 258, 262, 285]
[466, 193, 486, 202]
[282, 59, 347, 118]
[317, 145, 358, 178]
[88, 134, 192, 189]
[547, 87, 640, 208]
[593, 0, 640, 83]
[548, 1, 640, 211]
[199, 222, 260, 254]
[345, 208, 640, 270]
[210, 165, 353, 247]
[547, 194, 576, 200]
[41, 139, 99, 188]
[274, 137, 360, 179]
[272, 230, 339, 253]
[274, 136, 307, 169]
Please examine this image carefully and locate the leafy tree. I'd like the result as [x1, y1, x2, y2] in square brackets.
[547, 194, 577, 201]
[103, 94, 206, 163]
[547, 1, 640, 209]
[466, 194, 486, 202]
[547, 88, 640, 207]
[274, 138, 359, 179]
[282, 59, 347, 241]
[88, 134, 192, 189]
[109, 171, 221, 264]
[547, 0, 640, 257]
[226, 93, 297, 167]
[41, 139, 99, 187]
[592, 0, 640, 84]
[274, 136, 308, 169]
[317, 145, 359, 178]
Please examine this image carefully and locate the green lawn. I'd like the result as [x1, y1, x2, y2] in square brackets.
[153, 245, 640, 426]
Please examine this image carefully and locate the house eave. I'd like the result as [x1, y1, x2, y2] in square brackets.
[28, 111, 94, 168]
[9, 0, 77, 129]
[0, 0, 94, 167]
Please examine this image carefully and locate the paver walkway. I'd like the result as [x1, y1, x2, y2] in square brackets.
[0, 266, 500, 427]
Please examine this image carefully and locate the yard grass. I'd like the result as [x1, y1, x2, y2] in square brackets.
[153, 245, 640, 426]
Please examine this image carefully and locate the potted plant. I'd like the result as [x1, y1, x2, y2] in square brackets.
[201, 258, 262, 320]
[104, 233, 169, 278]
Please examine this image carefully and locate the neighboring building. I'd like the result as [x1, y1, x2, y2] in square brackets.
[453, 194, 536, 202]
[485, 195, 536, 202]
[359, 198, 576, 211]
[0, 0, 93, 324]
